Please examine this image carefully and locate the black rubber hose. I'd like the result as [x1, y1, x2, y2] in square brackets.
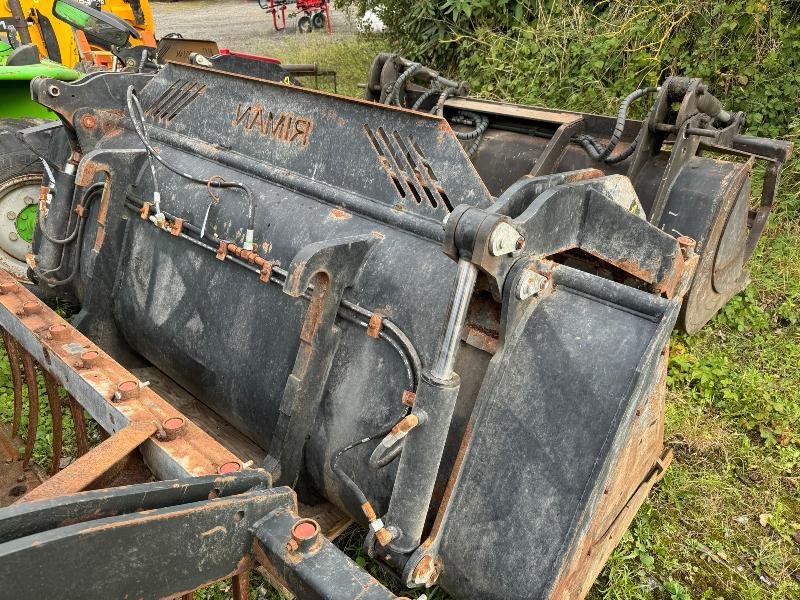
[573, 86, 658, 163]
[385, 62, 423, 106]
[37, 182, 105, 245]
[37, 185, 103, 278]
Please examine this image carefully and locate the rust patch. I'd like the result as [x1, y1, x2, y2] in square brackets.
[328, 207, 352, 220]
[427, 420, 474, 543]
[20, 421, 157, 502]
[461, 324, 498, 355]
[170, 218, 184, 236]
[366, 313, 382, 338]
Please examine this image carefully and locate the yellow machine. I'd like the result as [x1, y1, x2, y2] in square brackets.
[1, 0, 154, 67]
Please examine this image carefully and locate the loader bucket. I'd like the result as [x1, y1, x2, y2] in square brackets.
[0, 54, 786, 599]
[366, 54, 793, 333]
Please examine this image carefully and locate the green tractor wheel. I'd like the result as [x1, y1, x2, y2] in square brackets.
[0, 119, 46, 280]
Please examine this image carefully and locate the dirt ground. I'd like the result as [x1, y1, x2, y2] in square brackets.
[150, 0, 356, 53]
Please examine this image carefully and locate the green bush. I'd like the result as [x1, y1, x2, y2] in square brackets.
[348, 0, 800, 137]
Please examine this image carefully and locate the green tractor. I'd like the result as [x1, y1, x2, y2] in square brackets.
[1, 0, 155, 278]
[0, 40, 80, 278]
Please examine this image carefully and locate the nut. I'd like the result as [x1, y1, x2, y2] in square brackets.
[217, 461, 241, 474]
[158, 417, 187, 441]
[21, 301, 41, 316]
[517, 271, 548, 300]
[412, 554, 441, 587]
[113, 380, 140, 401]
[0, 281, 17, 294]
[289, 519, 320, 553]
[48, 324, 69, 341]
[80, 114, 97, 130]
[489, 222, 524, 257]
[77, 350, 100, 369]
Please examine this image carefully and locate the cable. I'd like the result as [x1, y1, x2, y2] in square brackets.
[37, 182, 104, 245]
[573, 86, 658, 164]
[40, 159, 56, 188]
[38, 186, 102, 285]
[331, 407, 410, 516]
[125, 86, 259, 249]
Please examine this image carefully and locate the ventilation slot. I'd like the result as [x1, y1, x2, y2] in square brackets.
[146, 79, 207, 124]
[363, 124, 452, 212]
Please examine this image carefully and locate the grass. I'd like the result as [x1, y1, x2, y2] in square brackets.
[253, 30, 390, 98]
[1, 33, 798, 600]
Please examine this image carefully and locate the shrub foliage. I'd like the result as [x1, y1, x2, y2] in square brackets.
[349, 0, 800, 137]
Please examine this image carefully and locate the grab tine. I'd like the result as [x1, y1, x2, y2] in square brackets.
[20, 351, 39, 469]
[1, 330, 24, 438]
[232, 570, 249, 600]
[42, 372, 63, 475]
[67, 394, 89, 457]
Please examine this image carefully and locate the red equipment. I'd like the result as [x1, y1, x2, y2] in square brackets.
[260, 0, 332, 35]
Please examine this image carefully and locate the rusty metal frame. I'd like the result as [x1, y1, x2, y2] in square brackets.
[0, 272, 246, 498]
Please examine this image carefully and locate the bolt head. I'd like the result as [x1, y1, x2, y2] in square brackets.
[6, 211, 16, 220]
[80, 114, 97, 129]
[412, 554, 441, 587]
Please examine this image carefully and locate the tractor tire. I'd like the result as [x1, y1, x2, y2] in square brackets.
[311, 11, 326, 29]
[0, 119, 46, 280]
[297, 15, 313, 33]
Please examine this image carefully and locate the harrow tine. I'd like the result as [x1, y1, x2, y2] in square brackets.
[1, 329, 24, 438]
[20, 351, 39, 469]
[67, 394, 89, 457]
[232, 570, 249, 600]
[42, 372, 63, 475]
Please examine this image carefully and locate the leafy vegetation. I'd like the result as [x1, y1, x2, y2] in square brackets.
[346, 0, 800, 138]
[1, 11, 798, 598]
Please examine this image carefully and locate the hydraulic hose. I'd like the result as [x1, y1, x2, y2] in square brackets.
[573, 86, 658, 164]
[37, 182, 105, 245]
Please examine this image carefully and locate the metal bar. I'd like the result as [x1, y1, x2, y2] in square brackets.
[6, 0, 32, 45]
[0, 330, 23, 438]
[0, 488, 296, 600]
[20, 351, 39, 469]
[67, 394, 89, 456]
[431, 259, 478, 380]
[20, 422, 157, 502]
[231, 570, 249, 600]
[0, 471, 271, 543]
[42, 372, 63, 475]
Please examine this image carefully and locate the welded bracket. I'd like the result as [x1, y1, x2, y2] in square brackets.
[265, 234, 378, 487]
[253, 507, 397, 600]
[0, 473, 288, 600]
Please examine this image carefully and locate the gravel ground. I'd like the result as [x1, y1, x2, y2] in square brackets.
[150, 0, 356, 53]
